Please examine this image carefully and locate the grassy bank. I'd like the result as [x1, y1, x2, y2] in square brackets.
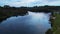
[53, 14, 60, 34]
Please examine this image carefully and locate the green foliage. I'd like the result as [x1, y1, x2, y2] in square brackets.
[53, 13, 60, 34]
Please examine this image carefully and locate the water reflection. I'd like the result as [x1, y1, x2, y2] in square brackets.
[0, 11, 51, 34]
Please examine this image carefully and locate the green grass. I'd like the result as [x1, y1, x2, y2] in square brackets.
[53, 14, 60, 34]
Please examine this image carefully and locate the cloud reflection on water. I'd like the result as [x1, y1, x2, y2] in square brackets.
[0, 11, 51, 34]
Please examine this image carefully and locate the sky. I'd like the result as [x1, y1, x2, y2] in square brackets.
[0, 0, 60, 7]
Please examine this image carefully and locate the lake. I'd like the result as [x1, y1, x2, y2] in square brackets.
[0, 11, 51, 34]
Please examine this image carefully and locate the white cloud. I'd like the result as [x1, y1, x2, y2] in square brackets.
[47, 0, 60, 6]
[0, 0, 60, 7]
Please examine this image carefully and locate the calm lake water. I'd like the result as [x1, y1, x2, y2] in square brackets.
[0, 11, 51, 34]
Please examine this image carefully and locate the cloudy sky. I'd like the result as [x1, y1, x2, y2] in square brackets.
[0, 0, 60, 7]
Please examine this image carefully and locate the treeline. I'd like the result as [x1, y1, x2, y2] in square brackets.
[0, 5, 60, 22]
[0, 5, 60, 16]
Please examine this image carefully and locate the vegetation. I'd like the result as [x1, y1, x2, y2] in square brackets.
[53, 13, 60, 34]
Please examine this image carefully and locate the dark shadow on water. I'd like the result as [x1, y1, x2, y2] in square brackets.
[45, 29, 53, 34]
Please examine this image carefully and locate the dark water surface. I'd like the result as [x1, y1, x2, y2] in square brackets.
[0, 11, 51, 34]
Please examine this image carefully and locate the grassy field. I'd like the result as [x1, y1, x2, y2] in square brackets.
[53, 13, 60, 34]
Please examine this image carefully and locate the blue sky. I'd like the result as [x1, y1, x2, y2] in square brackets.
[0, 0, 60, 7]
